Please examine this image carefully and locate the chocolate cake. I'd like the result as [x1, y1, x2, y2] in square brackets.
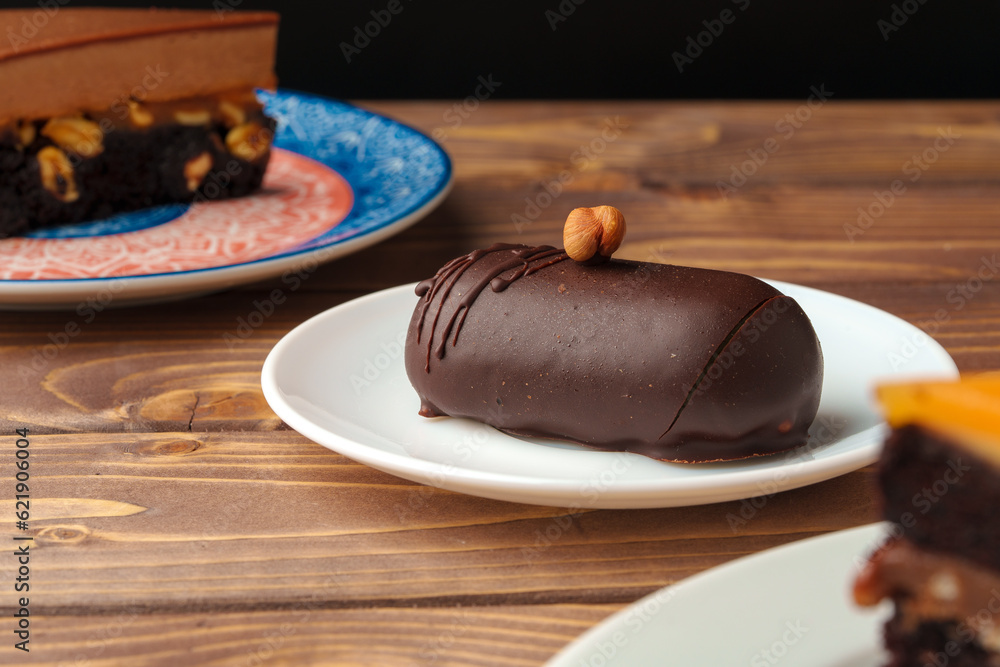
[0, 8, 279, 236]
[403, 206, 824, 463]
[854, 376, 1000, 666]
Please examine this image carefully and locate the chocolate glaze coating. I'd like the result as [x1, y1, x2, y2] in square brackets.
[404, 244, 823, 463]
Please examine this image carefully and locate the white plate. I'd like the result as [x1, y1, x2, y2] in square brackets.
[261, 280, 957, 509]
[0, 90, 451, 309]
[546, 523, 892, 666]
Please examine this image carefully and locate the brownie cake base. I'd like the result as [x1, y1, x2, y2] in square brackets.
[0, 97, 274, 237]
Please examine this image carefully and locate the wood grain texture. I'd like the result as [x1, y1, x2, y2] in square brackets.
[0, 101, 998, 665]
[2, 280, 996, 433]
[27, 605, 622, 667]
[0, 432, 874, 615]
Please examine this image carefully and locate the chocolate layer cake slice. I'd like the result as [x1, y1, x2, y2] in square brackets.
[854, 376, 1000, 666]
[0, 8, 279, 236]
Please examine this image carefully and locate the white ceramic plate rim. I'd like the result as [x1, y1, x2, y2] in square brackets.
[261, 279, 958, 508]
[545, 523, 891, 666]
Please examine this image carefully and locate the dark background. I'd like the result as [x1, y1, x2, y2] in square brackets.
[5, 0, 998, 99]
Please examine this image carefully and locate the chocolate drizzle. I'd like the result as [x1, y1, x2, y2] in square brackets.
[414, 243, 569, 371]
[403, 246, 823, 463]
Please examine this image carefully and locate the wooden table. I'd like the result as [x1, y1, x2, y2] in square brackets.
[2, 100, 998, 666]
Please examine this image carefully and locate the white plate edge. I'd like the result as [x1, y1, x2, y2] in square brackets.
[544, 522, 891, 666]
[261, 280, 958, 508]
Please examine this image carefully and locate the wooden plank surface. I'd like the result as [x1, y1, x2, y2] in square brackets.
[0, 432, 873, 615]
[4, 280, 996, 434]
[31, 605, 622, 667]
[1, 100, 999, 665]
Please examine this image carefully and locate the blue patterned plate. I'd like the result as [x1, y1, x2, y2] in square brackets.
[0, 90, 452, 309]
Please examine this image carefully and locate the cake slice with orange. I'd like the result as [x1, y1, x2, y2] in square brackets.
[854, 375, 1000, 665]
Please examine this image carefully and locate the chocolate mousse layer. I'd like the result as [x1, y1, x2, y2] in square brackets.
[0, 8, 277, 123]
[404, 244, 824, 463]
